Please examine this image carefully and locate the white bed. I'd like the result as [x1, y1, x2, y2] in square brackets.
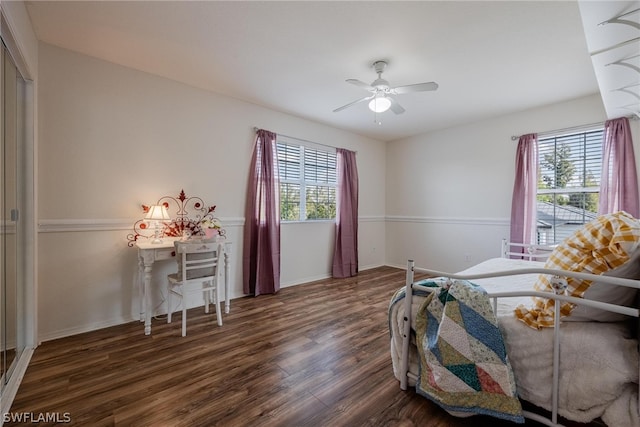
[389, 253, 640, 427]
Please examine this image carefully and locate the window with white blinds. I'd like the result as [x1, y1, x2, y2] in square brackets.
[276, 138, 337, 221]
[536, 129, 603, 245]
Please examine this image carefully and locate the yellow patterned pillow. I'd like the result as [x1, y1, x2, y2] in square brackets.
[514, 211, 640, 329]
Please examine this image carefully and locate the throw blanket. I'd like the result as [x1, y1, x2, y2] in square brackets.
[414, 277, 524, 423]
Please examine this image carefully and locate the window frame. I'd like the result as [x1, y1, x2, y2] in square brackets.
[276, 136, 337, 222]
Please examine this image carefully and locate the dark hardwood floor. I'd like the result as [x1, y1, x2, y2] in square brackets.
[8, 266, 592, 426]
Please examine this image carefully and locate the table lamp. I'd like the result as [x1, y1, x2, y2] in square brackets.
[145, 205, 170, 244]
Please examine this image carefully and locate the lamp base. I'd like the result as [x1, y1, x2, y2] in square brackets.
[151, 226, 163, 244]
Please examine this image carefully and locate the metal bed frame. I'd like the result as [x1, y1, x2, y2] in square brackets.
[398, 243, 640, 427]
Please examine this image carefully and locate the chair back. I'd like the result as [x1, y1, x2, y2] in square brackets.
[174, 241, 221, 281]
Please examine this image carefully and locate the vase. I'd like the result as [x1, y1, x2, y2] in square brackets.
[204, 228, 217, 239]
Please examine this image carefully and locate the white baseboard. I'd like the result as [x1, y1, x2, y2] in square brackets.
[1, 347, 34, 421]
[384, 262, 408, 270]
[38, 316, 137, 343]
[359, 262, 385, 271]
[279, 263, 386, 289]
[280, 272, 332, 288]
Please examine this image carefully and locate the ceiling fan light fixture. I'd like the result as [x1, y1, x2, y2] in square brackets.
[334, 59, 438, 115]
[368, 95, 391, 113]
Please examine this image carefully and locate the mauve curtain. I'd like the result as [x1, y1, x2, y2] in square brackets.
[598, 117, 639, 218]
[332, 148, 358, 278]
[510, 133, 538, 252]
[243, 129, 280, 296]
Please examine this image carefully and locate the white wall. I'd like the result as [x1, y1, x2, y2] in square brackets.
[34, 42, 640, 342]
[384, 94, 640, 273]
[37, 43, 386, 341]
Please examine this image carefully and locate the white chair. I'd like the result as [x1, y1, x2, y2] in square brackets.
[167, 241, 223, 336]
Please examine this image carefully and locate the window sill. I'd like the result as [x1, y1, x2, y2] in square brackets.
[281, 219, 335, 224]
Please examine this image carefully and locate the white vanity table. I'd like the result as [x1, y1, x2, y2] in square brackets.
[136, 237, 232, 335]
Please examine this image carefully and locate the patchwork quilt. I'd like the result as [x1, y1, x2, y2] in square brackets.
[413, 277, 524, 423]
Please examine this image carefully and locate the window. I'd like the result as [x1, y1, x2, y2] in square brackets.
[536, 129, 603, 245]
[277, 137, 337, 221]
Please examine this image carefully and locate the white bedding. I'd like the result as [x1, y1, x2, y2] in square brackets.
[389, 257, 639, 426]
[456, 258, 542, 317]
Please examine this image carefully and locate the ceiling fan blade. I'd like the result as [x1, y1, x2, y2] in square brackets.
[346, 79, 375, 91]
[389, 97, 405, 114]
[333, 95, 374, 113]
[391, 82, 439, 94]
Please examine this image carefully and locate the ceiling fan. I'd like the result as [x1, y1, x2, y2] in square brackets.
[333, 60, 439, 115]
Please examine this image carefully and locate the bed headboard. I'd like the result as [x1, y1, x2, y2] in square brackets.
[501, 239, 555, 261]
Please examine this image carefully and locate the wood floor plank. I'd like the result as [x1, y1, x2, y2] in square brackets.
[7, 266, 596, 426]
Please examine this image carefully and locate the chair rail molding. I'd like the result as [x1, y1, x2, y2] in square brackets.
[385, 215, 510, 227]
[38, 217, 246, 233]
[39, 216, 505, 232]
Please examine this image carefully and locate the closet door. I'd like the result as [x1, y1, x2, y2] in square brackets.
[1, 42, 24, 388]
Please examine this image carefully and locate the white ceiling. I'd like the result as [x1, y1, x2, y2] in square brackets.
[23, 1, 632, 142]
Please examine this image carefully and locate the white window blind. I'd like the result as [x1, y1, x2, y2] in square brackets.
[277, 138, 337, 221]
[536, 129, 603, 245]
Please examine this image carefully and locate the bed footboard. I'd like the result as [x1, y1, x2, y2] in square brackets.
[399, 260, 414, 391]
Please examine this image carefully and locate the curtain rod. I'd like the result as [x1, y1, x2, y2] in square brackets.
[253, 127, 354, 153]
[510, 115, 638, 141]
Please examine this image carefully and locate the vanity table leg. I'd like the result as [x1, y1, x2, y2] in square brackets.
[224, 251, 230, 313]
[138, 256, 145, 322]
[143, 263, 153, 335]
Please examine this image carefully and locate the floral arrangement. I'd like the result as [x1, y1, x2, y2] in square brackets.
[198, 217, 223, 234]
